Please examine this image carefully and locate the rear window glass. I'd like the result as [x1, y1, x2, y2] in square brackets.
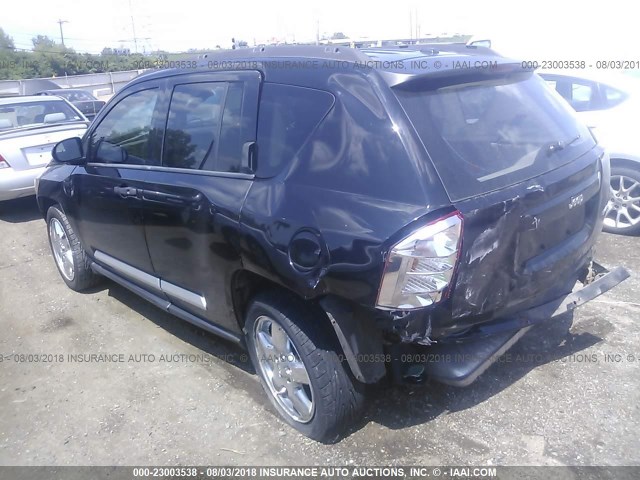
[0, 100, 83, 130]
[394, 73, 594, 201]
[256, 83, 334, 177]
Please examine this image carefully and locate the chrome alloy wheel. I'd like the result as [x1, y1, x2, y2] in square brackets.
[604, 174, 640, 230]
[49, 217, 75, 281]
[253, 315, 314, 423]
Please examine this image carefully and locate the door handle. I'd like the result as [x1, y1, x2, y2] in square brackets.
[113, 186, 139, 197]
[141, 190, 203, 206]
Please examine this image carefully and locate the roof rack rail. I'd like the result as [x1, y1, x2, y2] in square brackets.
[196, 45, 368, 63]
[416, 42, 496, 54]
[362, 43, 499, 56]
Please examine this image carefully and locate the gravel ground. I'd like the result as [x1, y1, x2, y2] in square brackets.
[0, 196, 638, 466]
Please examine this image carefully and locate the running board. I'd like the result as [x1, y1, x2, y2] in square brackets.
[90, 262, 242, 344]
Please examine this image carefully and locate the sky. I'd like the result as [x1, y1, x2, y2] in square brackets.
[1, 0, 637, 60]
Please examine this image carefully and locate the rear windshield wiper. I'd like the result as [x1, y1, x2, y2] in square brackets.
[546, 134, 581, 155]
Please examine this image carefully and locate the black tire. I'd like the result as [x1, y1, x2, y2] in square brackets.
[46, 205, 100, 291]
[244, 291, 365, 442]
[603, 165, 640, 236]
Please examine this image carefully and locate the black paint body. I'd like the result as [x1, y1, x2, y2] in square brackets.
[36, 47, 610, 383]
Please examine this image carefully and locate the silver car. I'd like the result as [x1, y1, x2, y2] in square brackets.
[0, 96, 88, 201]
[539, 70, 640, 235]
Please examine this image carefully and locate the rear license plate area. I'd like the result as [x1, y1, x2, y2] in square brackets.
[23, 144, 55, 166]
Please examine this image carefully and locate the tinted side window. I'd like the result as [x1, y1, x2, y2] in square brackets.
[257, 84, 334, 177]
[552, 78, 597, 112]
[90, 88, 159, 164]
[215, 82, 247, 173]
[163, 81, 252, 173]
[603, 85, 627, 108]
[163, 82, 227, 170]
[571, 82, 594, 111]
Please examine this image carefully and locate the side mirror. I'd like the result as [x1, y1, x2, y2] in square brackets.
[52, 137, 84, 163]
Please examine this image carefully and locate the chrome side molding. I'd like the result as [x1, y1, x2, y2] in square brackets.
[94, 250, 160, 291]
[94, 250, 207, 311]
[90, 262, 239, 343]
[160, 279, 207, 311]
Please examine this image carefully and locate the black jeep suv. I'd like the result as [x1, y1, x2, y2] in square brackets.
[36, 45, 628, 441]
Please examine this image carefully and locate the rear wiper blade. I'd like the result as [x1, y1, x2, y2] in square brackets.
[546, 134, 581, 155]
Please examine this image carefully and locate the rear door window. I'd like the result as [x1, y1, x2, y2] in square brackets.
[395, 73, 594, 201]
[603, 85, 628, 108]
[217, 83, 248, 173]
[549, 77, 600, 112]
[0, 100, 83, 129]
[570, 80, 598, 111]
[162, 78, 257, 174]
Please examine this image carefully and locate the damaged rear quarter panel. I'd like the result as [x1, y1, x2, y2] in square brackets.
[238, 70, 451, 305]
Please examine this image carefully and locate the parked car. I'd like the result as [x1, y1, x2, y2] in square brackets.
[36, 89, 106, 120]
[539, 70, 640, 234]
[36, 46, 628, 441]
[0, 96, 88, 202]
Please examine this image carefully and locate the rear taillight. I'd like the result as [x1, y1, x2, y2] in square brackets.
[376, 211, 463, 310]
[0, 154, 10, 169]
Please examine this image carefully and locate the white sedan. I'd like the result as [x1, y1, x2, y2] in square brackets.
[539, 70, 640, 235]
[0, 96, 88, 202]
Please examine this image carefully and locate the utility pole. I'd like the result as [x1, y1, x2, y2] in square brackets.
[129, 0, 138, 53]
[57, 19, 68, 46]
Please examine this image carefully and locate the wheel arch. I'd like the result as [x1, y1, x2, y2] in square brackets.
[603, 155, 640, 235]
[230, 268, 387, 384]
[37, 196, 58, 220]
[230, 269, 330, 334]
[609, 155, 640, 172]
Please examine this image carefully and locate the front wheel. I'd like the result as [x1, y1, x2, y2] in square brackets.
[244, 292, 365, 442]
[603, 165, 640, 235]
[46, 205, 100, 291]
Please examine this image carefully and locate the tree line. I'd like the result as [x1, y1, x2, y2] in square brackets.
[1, 26, 471, 81]
[0, 27, 192, 80]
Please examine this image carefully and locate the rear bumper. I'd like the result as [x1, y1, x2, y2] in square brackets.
[0, 167, 45, 201]
[394, 263, 630, 386]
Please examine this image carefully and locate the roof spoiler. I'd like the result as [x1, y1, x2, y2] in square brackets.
[380, 58, 533, 88]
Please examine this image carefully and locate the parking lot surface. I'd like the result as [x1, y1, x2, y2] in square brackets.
[0, 196, 638, 466]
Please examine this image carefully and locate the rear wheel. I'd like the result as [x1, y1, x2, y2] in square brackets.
[244, 292, 365, 442]
[46, 205, 100, 291]
[603, 165, 640, 235]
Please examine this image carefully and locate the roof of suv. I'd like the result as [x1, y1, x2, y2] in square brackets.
[130, 44, 519, 88]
